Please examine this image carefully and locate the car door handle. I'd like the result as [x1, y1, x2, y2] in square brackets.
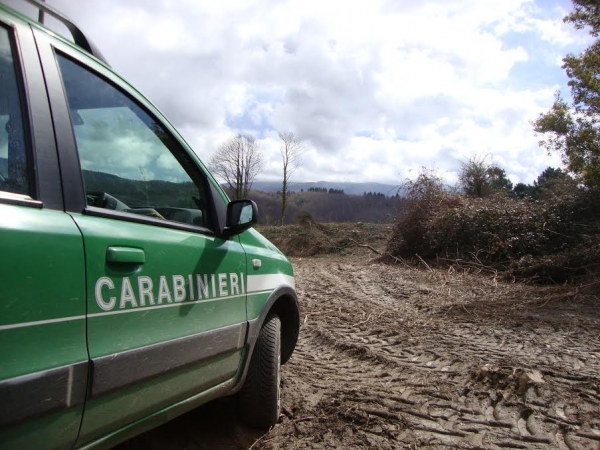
[106, 246, 145, 264]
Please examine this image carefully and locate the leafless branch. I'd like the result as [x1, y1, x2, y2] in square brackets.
[208, 134, 264, 200]
[347, 238, 381, 255]
[278, 131, 305, 224]
[416, 254, 433, 271]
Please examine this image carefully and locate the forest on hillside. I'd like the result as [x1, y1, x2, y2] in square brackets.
[248, 189, 403, 224]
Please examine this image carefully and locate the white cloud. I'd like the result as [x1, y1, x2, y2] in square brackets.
[43, 0, 586, 185]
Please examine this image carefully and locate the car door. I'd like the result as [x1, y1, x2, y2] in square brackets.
[0, 11, 88, 450]
[35, 32, 249, 446]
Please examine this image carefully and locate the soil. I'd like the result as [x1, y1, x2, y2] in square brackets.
[118, 251, 600, 449]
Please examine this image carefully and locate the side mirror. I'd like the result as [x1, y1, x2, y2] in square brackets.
[224, 200, 258, 236]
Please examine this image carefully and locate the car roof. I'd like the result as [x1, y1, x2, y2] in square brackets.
[0, 0, 109, 66]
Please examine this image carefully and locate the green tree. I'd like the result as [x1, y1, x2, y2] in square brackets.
[533, 0, 600, 187]
[512, 167, 577, 199]
[535, 166, 570, 188]
[488, 166, 513, 192]
[513, 182, 536, 199]
[459, 155, 512, 197]
[534, 166, 578, 198]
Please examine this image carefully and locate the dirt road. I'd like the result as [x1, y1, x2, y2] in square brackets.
[120, 256, 600, 449]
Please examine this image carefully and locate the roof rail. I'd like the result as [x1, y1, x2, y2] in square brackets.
[22, 0, 110, 66]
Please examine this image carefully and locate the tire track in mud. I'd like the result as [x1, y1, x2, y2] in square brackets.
[272, 259, 600, 449]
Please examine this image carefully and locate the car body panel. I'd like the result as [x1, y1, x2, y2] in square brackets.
[0, 2, 300, 448]
[0, 206, 88, 449]
[1, 407, 85, 450]
[239, 228, 295, 319]
[70, 211, 249, 445]
[76, 350, 242, 445]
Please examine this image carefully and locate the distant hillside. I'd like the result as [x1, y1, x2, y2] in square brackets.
[252, 180, 401, 196]
[247, 190, 404, 225]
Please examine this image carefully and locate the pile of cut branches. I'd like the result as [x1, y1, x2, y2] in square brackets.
[386, 178, 600, 284]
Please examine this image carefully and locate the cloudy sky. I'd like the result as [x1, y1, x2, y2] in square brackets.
[29, 0, 594, 186]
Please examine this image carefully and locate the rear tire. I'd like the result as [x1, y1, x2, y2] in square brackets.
[239, 314, 282, 428]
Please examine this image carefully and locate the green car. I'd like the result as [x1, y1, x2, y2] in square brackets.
[0, 1, 300, 449]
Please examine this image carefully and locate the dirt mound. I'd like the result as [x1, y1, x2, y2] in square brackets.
[258, 222, 391, 257]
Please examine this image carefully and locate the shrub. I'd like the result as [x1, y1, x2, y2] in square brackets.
[387, 168, 463, 257]
[387, 185, 600, 282]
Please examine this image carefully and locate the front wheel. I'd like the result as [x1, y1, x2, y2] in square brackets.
[239, 314, 282, 428]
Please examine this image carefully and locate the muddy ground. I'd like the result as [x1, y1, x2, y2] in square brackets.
[119, 253, 600, 449]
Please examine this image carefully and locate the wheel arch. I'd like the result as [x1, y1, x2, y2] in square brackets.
[268, 289, 300, 364]
[231, 285, 300, 394]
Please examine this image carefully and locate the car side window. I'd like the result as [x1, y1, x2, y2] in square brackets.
[56, 54, 210, 228]
[0, 25, 30, 196]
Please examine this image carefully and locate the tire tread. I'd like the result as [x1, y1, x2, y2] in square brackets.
[239, 314, 281, 428]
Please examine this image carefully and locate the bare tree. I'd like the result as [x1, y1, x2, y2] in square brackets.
[278, 131, 305, 224]
[208, 134, 264, 200]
